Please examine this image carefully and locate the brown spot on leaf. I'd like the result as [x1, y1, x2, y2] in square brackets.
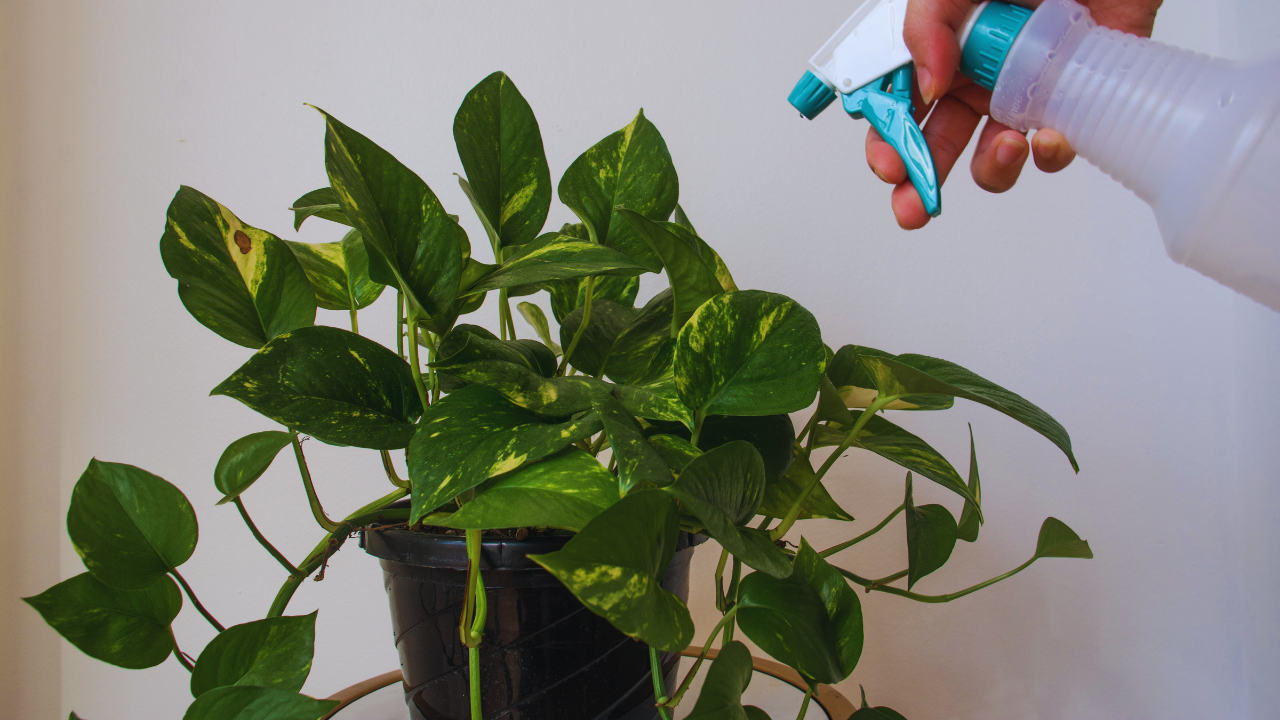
[234, 230, 252, 254]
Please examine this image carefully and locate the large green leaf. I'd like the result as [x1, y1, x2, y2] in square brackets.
[289, 187, 351, 230]
[435, 324, 557, 378]
[438, 448, 618, 532]
[594, 392, 672, 492]
[454, 71, 551, 249]
[557, 109, 679, 271]
[516, 302, 562, 355]
[190, 613, 316, 698]
[859, 353, 1077, 471]
[684, 641, 771, 720]
[672, 204, 738, 292]
[544, 272, 640, 324]
[618, 210, 724, 330]
[160, 186, 316, 349]
[67, 460, 197, 589]
[213, 431, 294, 505]
[737, 539, 863, 684]
[666, 443, 791, 578]
[23, 573, 181, 669]
[559, 299, 637, 378]
[605, 288, 676, 385]
[212, 326, 422, 450]
[1034, 518, 1094, 559]
[465, 233, 648, 295]
[697, 415, 795, 488]
[956, 425, 982, 543]
[314, 107, 467, 323]
[285, 230, 384, 312]
[530, 490, 693, 652]
[407, 385, 601, 522]
[757, 453, 853, 522]
[182, 686, 337, 720]
[827, 345, 953, 411]
[675, 291, 826, 417]
[904, 473, 958, 589]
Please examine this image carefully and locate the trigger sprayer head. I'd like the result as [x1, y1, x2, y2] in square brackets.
[788, 71, 837, 119]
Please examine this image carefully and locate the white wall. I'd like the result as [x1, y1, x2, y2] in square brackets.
[3, 1, 1279, 718]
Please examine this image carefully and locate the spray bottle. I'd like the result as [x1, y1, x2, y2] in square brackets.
[789, 0, 1280, 312]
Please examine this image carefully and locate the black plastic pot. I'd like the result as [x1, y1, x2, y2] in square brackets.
[362, 525, 702, 720]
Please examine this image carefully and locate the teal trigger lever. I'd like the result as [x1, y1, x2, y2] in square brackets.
[788, 0, 941, 217]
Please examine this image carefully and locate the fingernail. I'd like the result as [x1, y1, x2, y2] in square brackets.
[918, 67, 935, 105]
[873, 166, 889, 183]
[996, 138, 1024, 167]
[1039, 137, 1061, 161]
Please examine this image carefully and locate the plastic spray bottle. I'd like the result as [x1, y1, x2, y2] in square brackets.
[789, 0, 1280, 312]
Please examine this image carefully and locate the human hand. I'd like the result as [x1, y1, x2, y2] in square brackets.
[869, 0, 1163, 228]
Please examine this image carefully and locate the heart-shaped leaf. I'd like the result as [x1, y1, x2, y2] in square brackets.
[314, 107, 467, 323]
[435, 324, 557, 378]
[1034, 518, 1093, 559]
[212, 326, 423, 450]
[667, 442, 791, 578]
[904, 473, 958, 589]
[557, 109, 679, 271]
[618, 211, 724, 329]
[684, 641, 770, 720]
[737, 539, 863, 684]
[190, 613, 317, 697]
[594, 392, 672, 492]
[673, 204, 738, 292]
[453, 72, 551, 249]
[67, 460, 197, 589]
[827, 345, 953, 411]
[544, 272, 639, 323]
[464, 234, 649, 295]
[516, 302, 562, 355]
[438, 448, 619, 532]
[289, 187, 351, 230]
[407, 385, 601, 522]
[213, 431, 294, 505]
[956, 425, 982, 543]
[285, 230, 384, 312]
[676, 291, 826, 418]
[559, 299, 638, 378]
[182, 686, 337, 720]
[23, 573, 181, 669]
[530, 490, 693, 652]
[758, 454, 853, 522]
[605, 288, 676, 385]
[160, 186, 316, 349]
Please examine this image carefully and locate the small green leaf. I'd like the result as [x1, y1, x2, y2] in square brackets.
[648, 434, 701, 475]
[182, 686, 337, 720]
[213, 431, 293, 505]
[815, 412, 975, 506]
[666, 443, 792, 578]
[517, 302, 562, 355]
[673, 204, 738, 292]
[530, 491, 693, 652]
[594, 392, 672, 492]
[24, 573, 180, 669]
[956, 425, 982, 543]
[618, 210, 724, 329]
[815, 375, 855, 425]
[289, 187, 351, 231]
[851, 688, 908, 720]
[438, 448, 618, 531]
[407, 385, 601, 522]
[684, 641, 770, 720]
[904, 474, 958, 589]
[454, 72, 551, 249]
[435, 324, 557, 378]
[160, 186, 316, 349]
[827, 345, 953, 411]
[676, 291, 826, 417]
[465, 233, 649, 295]
[557, 109, 679, 271]
[544, 272, 639, 323]
[190, 613, 317, 698]
[559, 299, 637, 378]
[605, 288, 676, 385]
[212, 326, 423, 450]
[737, 539, 863, 684]
[758, 453, 853, 522]
[1034, 518, 1094, 559]
[285, 230, 384, 312]
[67, 460, 197, 589]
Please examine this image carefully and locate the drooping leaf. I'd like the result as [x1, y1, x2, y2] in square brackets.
[858, 353, 1077, 471]
[904, 473, 958, 589]
[673, 204, 738, 293]
[666, 443, 791, 577]
[67, 460, 197, 589]
[559, 299, 637, 378]
[737, 539, 863, 684]
[465, 233, 649, 295]
[648, 434, 701, 475]
[284, 230, 384, 312]
[594, 392, 672, 492]
[211, 326, 422, 450]
[605, 288, 676, 385]
[676, 291, 826, 417]
[438, 448, 618, 531]
[182, 686, 337, 720]
[516, 302, 561, 355]
[453, 71, 551, 249]
[406, 385, 601, 522]
[23, 573, 181, 669]
[956, 425, 982, 543]
[815, 375, 856, 425]
[757, 453, 853, 522]
[557, 109, 679, 271]
[1034, 518, 1094, 559]
[530, 490, 693, 652]
[619, 211, 724, 330]
[213, 431, 294, 505]
[544, 273, 640, 324]
[289, 187, 351, 230]
[314, 107, 467, 323]
[160, 186, 316, 348]
[190, 613, 317, 698]
[684, 641, 770, 720]
[827, 345, 953, 411]
[435, 324, 557, 378]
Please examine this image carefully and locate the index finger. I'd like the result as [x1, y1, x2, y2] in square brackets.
[903, 0, 985, 103]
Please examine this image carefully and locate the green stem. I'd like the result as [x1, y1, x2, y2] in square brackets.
[818, 504, 905, 558]
[397, 292, 406, 359]
[690, 411, 706, 448]
[713, 547, 730, 612]
[406, 318, 432, 411]
[427, 338, 440, 404]
[468, 646, 482, 720]
[796, 687, 815, 720]
[559, 276, 596, 374]
[723, 559, 741, 644]
[498, 288, 510, 341]
[662, 606, 740, 708]
[868, 569, 909, 586]
[756, 516, 774, 531]
[349, 307, 359, 334]
[291, 432, 341, 532]
[797, 410, 820, 453]
[233, 498, 297, 574]
[464, 525, 486, 720]
[649, 646, 674, 720]
[170, 568, 224, 632]
[380, 450, 410, 489]
[772, 396, 897, 541]
[172, 644, 193, 672]
[836, 557, 1038, 603]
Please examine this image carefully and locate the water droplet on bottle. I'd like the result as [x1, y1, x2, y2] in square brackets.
[1220, 92, 1234, 108]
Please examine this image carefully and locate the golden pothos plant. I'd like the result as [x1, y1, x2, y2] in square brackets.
[24, 72, 1092, 720]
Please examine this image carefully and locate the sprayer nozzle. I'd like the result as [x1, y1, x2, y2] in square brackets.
[788, 71, 837, 119]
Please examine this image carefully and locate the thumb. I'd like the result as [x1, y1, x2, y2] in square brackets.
[904, 0, 986, 104]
